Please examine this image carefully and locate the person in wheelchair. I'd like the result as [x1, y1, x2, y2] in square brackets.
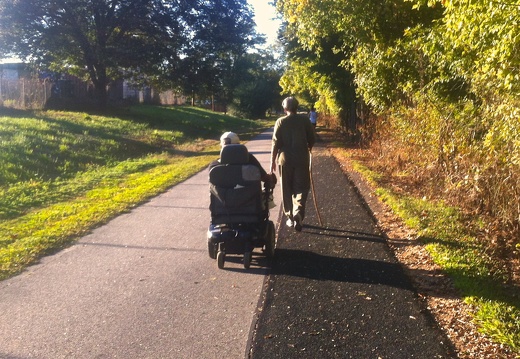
[207, 132, 277, 269]
[209, 131, 277, 192]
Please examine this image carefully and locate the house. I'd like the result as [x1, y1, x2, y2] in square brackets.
[0, 62, 186, 109]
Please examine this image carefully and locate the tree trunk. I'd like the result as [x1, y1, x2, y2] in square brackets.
[93, 83, 108, 109]
[87, 62, 108, 109]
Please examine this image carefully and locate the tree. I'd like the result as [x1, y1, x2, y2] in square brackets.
[275, 0, 520, 251]
[228, 51, 282, 118]
[0, 0, 260, 109]
[174, 0, 261, 109]
[276, 19, 356, 130]
[0, 0, 190, 108]
[275, 0, 442, 114]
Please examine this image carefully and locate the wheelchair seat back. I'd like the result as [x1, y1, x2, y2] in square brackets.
[209, 144, 262, 224]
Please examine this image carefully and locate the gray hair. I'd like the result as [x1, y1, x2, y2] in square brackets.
[220, 131, 240, 146]
[282, 96, 299, 112]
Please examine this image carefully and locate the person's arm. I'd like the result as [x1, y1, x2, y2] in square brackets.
[248, 154, 268, 180]
[270, 144, 278, 173]
[307, 120, 316, 151]
[270, 120, 281, 173]
[208, 159, 220, 171]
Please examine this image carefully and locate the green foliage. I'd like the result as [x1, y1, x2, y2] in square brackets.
[275, 0, 442, 129]
[351, 43, 405, 111]
[277, 0, 520, 353]
[470, 299, 520, 351]
[278, 28, 356, 128]
[276, 0, 520, 226]
[226, 52, 282, 118]
[170, 0, 262, 100]
[438, 0, 520, 97]
[477, 102, 520, 226]
[0, 0, 182, 106]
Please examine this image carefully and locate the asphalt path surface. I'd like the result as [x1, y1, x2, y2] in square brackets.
[0, 129, 454, 359]
[0, 129, 281, 359]
[248, 140, 455, 358]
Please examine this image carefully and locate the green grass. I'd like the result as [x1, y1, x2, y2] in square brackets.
[0, 105, 274, 279]
[339, 149, 520, 354]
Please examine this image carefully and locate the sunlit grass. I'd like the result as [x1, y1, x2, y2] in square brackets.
[0, 154, 215, 278]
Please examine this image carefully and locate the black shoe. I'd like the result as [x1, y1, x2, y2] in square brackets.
[294, 213, 302, 232]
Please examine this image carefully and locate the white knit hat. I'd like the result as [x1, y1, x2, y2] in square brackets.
[220, 131, 240, 145]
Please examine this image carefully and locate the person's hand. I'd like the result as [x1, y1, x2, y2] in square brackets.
[267, 172, 277, 187]
[270, 162, 276, 173]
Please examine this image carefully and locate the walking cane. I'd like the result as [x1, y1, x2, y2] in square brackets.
[309, 151, 323, 226]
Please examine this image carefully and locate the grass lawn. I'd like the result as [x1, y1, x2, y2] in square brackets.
[0, 105, 274, 280]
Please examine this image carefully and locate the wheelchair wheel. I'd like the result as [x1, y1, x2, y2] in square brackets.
[217, 251, 225, 269]
[244, 251, 252, 269]
[264, 221, 276, 258]
[208, 242, 217, 259]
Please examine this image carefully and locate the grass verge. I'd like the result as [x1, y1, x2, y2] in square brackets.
[334, 146, 520, 354]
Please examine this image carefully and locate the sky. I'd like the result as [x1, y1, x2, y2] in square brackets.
[247, 0, 282, 47]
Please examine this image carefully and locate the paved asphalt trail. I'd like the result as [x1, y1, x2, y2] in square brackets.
[0, 129, 281, 359]
[248, 140, 455, 358]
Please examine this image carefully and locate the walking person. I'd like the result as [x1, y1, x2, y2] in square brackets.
[309, 106, 318, 128]
[270, 97, 316, 232]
